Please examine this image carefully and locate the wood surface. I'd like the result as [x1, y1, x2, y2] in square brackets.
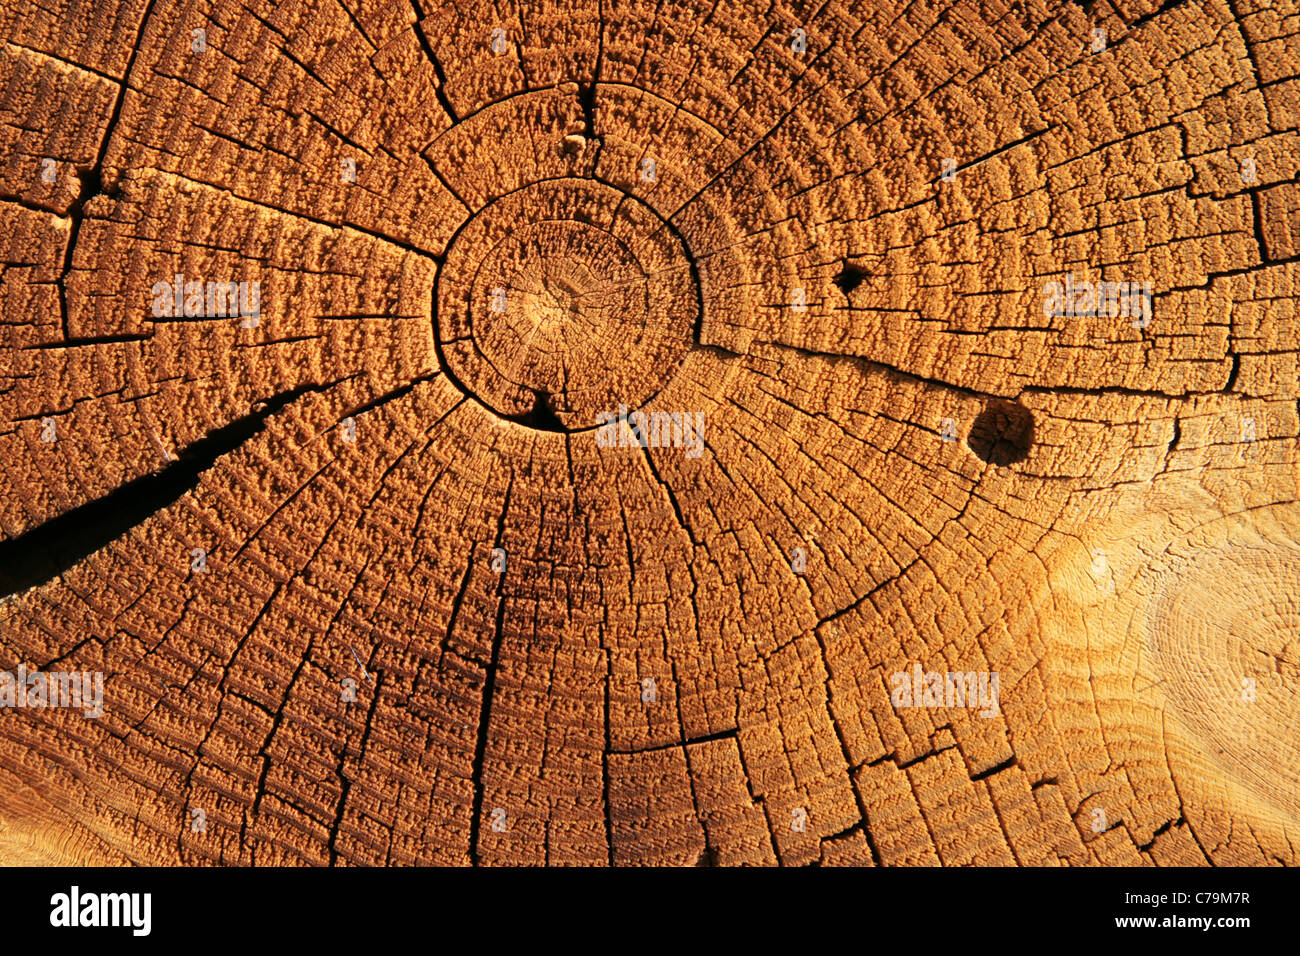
[0, 0, 1297, 865]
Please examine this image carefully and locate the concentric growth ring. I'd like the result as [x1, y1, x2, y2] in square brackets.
[435, 178, 699, 430]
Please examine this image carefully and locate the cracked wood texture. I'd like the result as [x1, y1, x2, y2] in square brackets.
[0, 0, 1297, 867]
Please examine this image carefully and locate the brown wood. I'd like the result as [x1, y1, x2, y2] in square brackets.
[0, 0, 1296, 866]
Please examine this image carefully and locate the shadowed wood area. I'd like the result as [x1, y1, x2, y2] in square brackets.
[0, 0, 1297, 866]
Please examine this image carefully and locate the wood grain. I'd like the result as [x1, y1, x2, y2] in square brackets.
[0, 0, 1297, 866]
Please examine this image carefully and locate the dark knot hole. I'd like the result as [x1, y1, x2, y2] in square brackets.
[968, 400, 1034, 466]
